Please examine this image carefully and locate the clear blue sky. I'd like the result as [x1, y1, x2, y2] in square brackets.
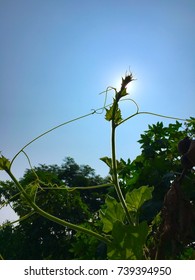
[0, 0, 195, 187]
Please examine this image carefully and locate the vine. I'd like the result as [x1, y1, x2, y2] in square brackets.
[0, 72, 193, 259]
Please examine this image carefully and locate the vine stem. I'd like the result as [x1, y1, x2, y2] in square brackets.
[5, 168, 111, 245]
[111, 100, 132, 225]
[9, 102, 114, 169]
[10, 111, 95, 169]
[119, 111, 188, 126]
[40, 183, 114, 191]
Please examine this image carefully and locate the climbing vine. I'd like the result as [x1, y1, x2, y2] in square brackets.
[0, 72, 195, 259]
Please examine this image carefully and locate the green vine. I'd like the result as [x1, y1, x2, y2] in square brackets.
[4, 168, 111, 245]
[0, 71, 193, 258]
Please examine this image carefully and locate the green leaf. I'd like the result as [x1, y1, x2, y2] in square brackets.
[0, 155, 10, 171]
[119, 88, 128, 98]
[114, 107, 122, 124]
[107, 220, 149, 259]
[107, 221, 126, 259]
[125, 186, 154, 212]
[99, 195, 125, 233]
[123, 221, 149, 259]
[100, 157, 112, 169]
[105, 107, 113, 121]
[100, 157, 125, 175]
[105, 103, 122, 124]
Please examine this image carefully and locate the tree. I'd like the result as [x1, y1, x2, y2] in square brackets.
[0, 157, 108, 259]
[117, 120, 195, 259]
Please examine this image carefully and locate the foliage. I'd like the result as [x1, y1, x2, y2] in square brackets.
[100, 186, 153, 259]
[0, 158, 108, 259]
[0, 74, 195, 260]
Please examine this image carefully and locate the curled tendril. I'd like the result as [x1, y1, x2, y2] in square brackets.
[97, 86, 117, 114]
[91, 109, 97, 114]
[9, 80, 190, 171]
[118, 97, 140, 114]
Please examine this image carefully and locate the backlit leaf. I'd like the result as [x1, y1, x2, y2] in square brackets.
[107, 220, 149, 259]
[0, 155, 10, 171]
[100, 157, 112, 169]
[126, 186, 154, 212]
[99, 195, 125, 233]
[105, 103, 122, 124]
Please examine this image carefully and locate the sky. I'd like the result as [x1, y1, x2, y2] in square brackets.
[0, 0, 195, 222]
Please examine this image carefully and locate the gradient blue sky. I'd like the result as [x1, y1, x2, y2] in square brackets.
[0, 1, 195, 221]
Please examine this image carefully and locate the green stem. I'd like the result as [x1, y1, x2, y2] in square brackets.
[119, 111, 188, 126]
[6, 169, 111, 245]
[10, 111, 96, 169]
[9, 102, 114, 170]
[139, 111, 188, 122]
[111, 101, 132, 224]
